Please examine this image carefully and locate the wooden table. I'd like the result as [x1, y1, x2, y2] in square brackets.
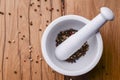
[0, 0, 120, 80]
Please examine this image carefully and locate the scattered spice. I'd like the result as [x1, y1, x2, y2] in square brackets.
[35, 72, 37, 74]
[46, 24, 48, 27]
[46, 20, 49, 23]
[14, 71, 17, 74]
[29, 45, 32, 49]
[36, 61, 39, 63]
[37, 5, 40, 7]
[30, 4, 32, 6]
[24, 60, 26, 62]
[8, 41, 11, 43]
[8, 13, 11, 15]
[21, 38, 24, 40]
[12, 40, 15, 43]
[0, 11, 4, 15]
[37, 0, 40, 1]
[51, 8, 54, 10]
[30, 2, 34, 6]
[23, 35, 25, 38]
[56, 9, 59, 12]
[6, 57, 8, 59]
[30, 21, 33, 26]
[40, 14, 42, 16]
[39, 58, 42, 61]
[49, 8, 53, 11]
[30, 58, 33, 62]
[18, 31, 21, 34]
[56, 28, 89, 63]
[20, 15, 22, 18]
[39, 29, 42, 31]
[34, 9, 37, 12]
[45, 0, 47, 2]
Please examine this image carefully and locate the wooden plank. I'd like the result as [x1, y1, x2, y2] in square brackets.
[40, 0, 55, 80]
[64, 0, 120, 80]
[29, 0, 42, 80]
[0, 0, 5, 80]
[18, 0, 31, 80]
[0, 0, 119, 80]
[2, 0, 21, 80]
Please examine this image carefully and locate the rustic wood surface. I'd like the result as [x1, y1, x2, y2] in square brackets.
[0, 0, 120, 80]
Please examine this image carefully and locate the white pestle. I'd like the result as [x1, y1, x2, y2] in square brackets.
[55, 7, 114, 60]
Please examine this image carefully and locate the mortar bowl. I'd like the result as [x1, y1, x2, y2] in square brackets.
[41, 15, 103, 76]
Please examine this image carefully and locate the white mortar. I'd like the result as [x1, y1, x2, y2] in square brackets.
[41, 15, 103, 76]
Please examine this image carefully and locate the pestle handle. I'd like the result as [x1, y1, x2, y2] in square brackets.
[55, 7, 114, 60]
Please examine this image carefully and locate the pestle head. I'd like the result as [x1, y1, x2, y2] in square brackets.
[100, 7, 114, 20]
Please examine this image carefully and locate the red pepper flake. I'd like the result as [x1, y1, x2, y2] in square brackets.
[8, 41, 11, 43]
[8, 13, 11, 15]
[40, 14, 42, 16]
[0, 11, 4, 15]
[14, 71, 17, 74]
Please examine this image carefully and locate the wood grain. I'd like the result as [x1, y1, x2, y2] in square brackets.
[0, 0, 120, 80]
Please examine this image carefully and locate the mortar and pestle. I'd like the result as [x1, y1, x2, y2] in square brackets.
[41, 7, 114, 76]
